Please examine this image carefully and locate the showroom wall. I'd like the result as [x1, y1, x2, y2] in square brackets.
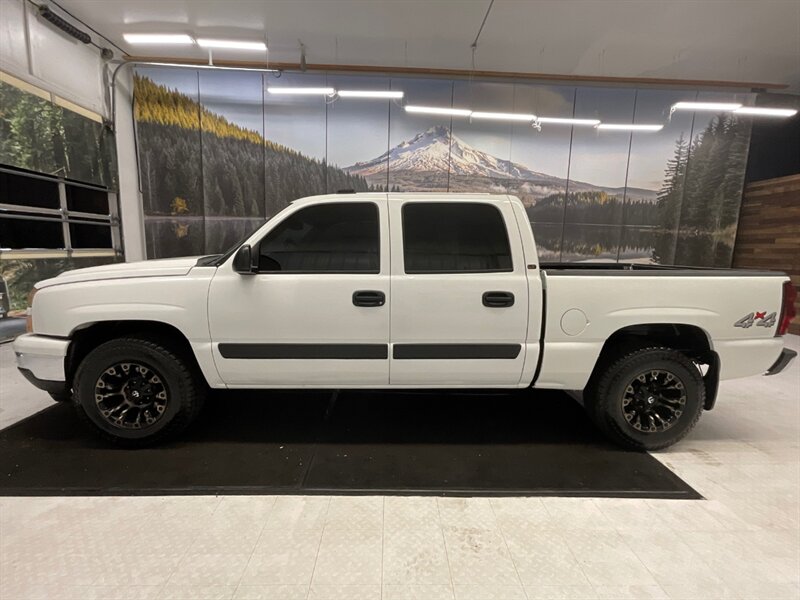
[733, 174, 800, 335]
[135, 67, 755, 266]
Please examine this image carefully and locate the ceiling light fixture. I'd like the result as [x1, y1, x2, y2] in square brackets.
[471, 111, 536, 122]
[196, 39, 267, 51]
[123, 33, 194, 45]
[267, 87, 335, 95]
[337, 90, 404, 99]
[404, 105, 472, 117]
[536, 117, 601, 126]
[671, 101, 742, 112]
[597, 123, 664, 132]
[734, 106, 798, 118]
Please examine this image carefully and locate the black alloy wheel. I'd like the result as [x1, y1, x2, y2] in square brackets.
[94, 362, 169, 430]
[621, 369, 687, 433]
[73, 336, 205, 446]
[584, 346, 705, 451]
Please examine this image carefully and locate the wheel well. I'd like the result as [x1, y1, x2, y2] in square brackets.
[599, 323, 711, 361]
[65, 320, 198, 385]
[586, 323, 720, 410]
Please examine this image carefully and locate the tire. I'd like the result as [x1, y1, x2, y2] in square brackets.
[584, 347, 705, 451]
[73, 336, 205, 447]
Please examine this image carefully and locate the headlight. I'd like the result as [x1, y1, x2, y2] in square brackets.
[26, 287, 38, 333]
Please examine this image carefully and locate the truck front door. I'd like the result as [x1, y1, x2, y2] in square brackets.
[208, 199, 390, 387]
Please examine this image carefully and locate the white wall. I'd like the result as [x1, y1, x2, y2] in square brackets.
[0, 0, 107, 115]
[0, 0, 145, 261]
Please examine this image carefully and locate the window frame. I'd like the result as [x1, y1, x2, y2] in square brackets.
[0, 166, 120, 259]
[253, 201, 382, 275]
[400, 201, 514, 275]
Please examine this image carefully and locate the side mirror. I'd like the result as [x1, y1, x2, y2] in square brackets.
[232, 244, 256, 274]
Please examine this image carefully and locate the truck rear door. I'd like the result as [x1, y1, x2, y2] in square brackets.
[388, 199, 533, 386]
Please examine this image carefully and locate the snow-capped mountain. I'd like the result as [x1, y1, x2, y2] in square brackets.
[347, 125, 558, 182]
[345, 125, 657, 202]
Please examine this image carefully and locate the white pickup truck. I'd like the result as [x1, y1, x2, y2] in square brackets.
[14, 193, 797, 449]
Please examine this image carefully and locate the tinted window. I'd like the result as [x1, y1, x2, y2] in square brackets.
[0, 171, 60, 210]
[257, 203, 379, 273]
[66, 185, 109, 214]
[402, 203, 512, 273]
[0, 217, 64, 249]
[69, 223, 112, 248]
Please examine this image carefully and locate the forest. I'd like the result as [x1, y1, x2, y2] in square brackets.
[527, 190, 659, 226]
[0, 81, 115, 187]
[525, 114, 750, 265]
[651, 115, 750, 266]
[135, 74, 372, 228]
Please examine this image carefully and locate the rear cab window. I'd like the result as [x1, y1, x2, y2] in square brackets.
[401, 202, 513, 274]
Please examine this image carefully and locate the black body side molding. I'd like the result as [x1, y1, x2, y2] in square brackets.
[219, 343, 388, 360]
[393, 344, 521, 360]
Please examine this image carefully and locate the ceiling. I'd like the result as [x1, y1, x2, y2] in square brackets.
[57, 0, 800, 90]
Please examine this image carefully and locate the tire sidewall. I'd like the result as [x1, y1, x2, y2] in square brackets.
[602, 351, 704, 449]
[74, 340, 186, 440]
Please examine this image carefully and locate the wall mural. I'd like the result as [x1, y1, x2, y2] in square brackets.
[134, 68, 753, 266]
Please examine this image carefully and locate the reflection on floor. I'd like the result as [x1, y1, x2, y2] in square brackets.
[0, 336, 798, 600]
[0, 317, 25, 344]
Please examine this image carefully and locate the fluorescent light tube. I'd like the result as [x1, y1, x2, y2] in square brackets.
[337, 90, 404, 99]
[536, 117, 601, 126]
[597, 123, 664, 131]
[405, 105, 472, 117]
[197, 39, 266, 51]
[123, 33, 194, 45]
[471, 111, 536, 122]
[267, 87, 335, 95]
[672, 101, 742, 112]
[734, 106, 798, 117]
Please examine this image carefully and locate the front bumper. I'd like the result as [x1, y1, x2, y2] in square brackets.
[13, 333, 69, 384]
[765, 348, 797, 376]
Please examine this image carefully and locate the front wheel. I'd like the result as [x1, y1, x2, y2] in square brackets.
[585, 347, 705, 451]
[73, 336, 205, 446]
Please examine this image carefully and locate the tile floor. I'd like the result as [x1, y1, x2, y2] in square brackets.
[0, 336, 798, 600]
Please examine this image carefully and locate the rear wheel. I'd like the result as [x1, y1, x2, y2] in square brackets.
[585, 347, 705, 451]
[73, 336, 205, 446]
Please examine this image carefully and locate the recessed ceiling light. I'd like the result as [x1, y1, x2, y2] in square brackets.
[123, 33, 194, 45]
[196, 39, 267, 51]
[471, 111, 536, 122]
[267, 87, 335, 95]
[536, 117, 601, 126]
[671, 101, 742, 112]
[337, 90, 404, 99]
[404, 105, 472, 117]
[597, 123, 664, 132]
[734, 106, 798, 118]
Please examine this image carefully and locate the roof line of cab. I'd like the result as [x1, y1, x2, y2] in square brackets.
[292, 192, 516, 204]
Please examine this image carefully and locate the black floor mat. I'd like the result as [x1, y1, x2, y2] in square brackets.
[0, 389, 700, 498]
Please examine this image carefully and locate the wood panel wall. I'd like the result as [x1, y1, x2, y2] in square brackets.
[733, 174, 800, 335]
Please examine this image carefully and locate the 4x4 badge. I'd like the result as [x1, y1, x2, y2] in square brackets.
[734, 312, 777, 328]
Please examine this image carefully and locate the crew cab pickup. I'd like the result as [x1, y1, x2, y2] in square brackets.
[14, 193, 797, 449]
